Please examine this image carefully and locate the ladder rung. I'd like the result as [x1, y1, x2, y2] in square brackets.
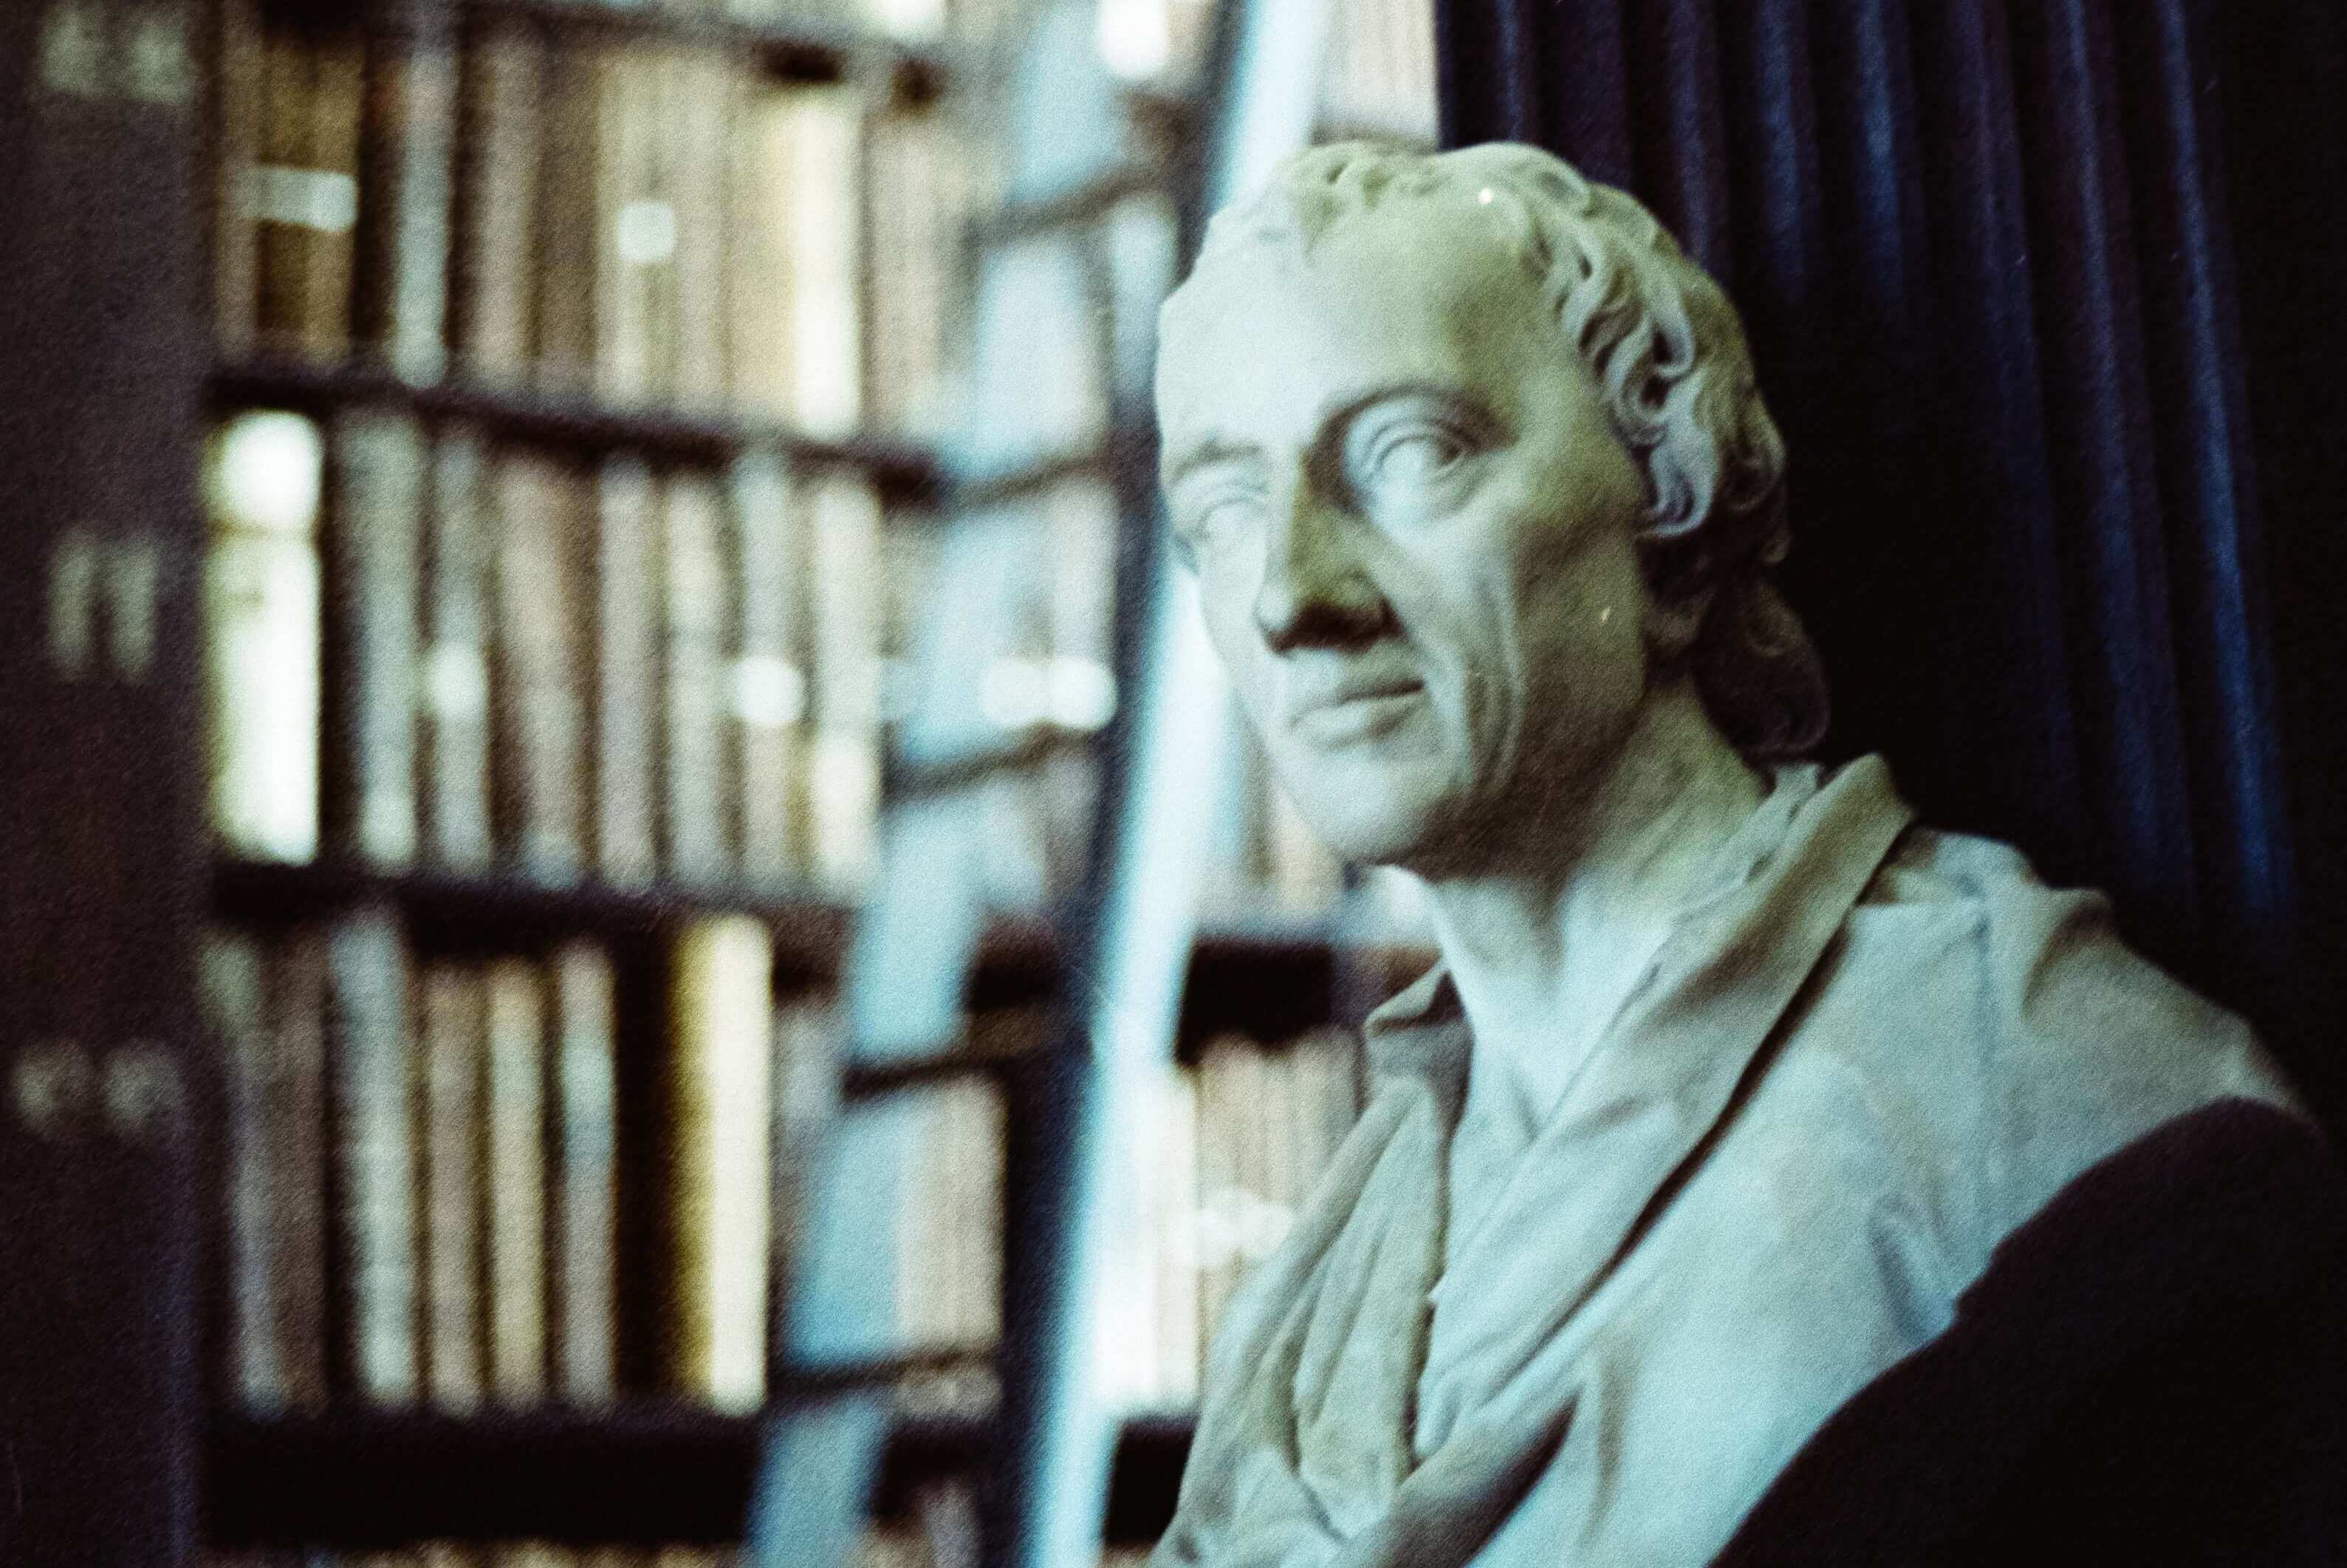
[777, 1344, 998, 1400]
[886, 726, 1097, 802]
[841, 1031, 1044, 1099]
[947, 436, 1124, 513]
[973, 164, 1164, 251]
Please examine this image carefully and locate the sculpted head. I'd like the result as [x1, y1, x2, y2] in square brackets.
[1156, 140, 1828, 874]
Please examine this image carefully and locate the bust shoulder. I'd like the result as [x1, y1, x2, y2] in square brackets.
[1809, 815, 2308, 1237]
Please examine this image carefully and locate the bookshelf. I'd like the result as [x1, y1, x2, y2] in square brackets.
[0, 0, 1437, 1564]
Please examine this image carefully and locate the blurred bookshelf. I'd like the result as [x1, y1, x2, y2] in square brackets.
[165, 0, 1446, 1564]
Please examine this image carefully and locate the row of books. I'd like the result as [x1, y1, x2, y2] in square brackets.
[212, 2, 993, 439]
[203, 903, 1367, 1417]
[205, 405, 904, 894]
[199, 1541, 1154, 1567]
[202, 911, 808, 1413]
[1093, 1030, 1361, 1411]
[203, 403, 1378, 914]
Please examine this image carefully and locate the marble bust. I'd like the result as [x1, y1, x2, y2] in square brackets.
[1148, 141, 2321, 1566]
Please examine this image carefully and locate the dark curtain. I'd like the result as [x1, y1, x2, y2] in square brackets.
[1435, 0, 2347, 1126]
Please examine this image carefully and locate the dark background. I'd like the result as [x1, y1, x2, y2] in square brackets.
[1437, 0, 2347, 1133]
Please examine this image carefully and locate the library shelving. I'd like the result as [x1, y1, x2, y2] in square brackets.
[0, 0, 1441, 1562]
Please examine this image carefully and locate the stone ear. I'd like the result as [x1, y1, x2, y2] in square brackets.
[1643, 578, 1715, 663]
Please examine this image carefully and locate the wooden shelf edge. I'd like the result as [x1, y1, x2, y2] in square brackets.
[205, 357, 945, 500]
[203, 1406, 1193, 1547]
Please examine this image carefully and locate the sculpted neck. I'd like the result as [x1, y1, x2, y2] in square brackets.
[1414, 675, 1766, 1120]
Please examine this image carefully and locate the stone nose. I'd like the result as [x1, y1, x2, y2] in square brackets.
[1253, 469, 1389, 652]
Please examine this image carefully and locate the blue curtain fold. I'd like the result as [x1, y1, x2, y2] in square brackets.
[1436, 0, 2340, 1117]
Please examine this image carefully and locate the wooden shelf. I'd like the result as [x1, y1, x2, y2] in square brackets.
[264, 0, 956, 101]
[213, 857, 1429, 977]
[203, 1406, 1193, 1547]
[206, 357, 946, 504]
[211, 856, 855, 969]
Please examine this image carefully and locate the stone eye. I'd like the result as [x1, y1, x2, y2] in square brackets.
[1368, 426, 1464, 485]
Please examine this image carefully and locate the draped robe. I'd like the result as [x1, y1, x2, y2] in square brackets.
[1152, 756, 2305, 1568]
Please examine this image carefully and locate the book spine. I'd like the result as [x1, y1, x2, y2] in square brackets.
[591, 455, 660, 886]
[420, 426, 496, 873]
[416, 960, 484, 1412]
[268, 931, 335, 1409]
[784, 87, 864, 438]
[353, 1, 456, 383]
[490, 449, 587, 883]
[211, 0, 265, 357]
[204, 929, 284, 1410]
[729, 451, 807, 886]
[323, 408, 425, 870]
[768, 993, 842, 1369]
[599, 47, 668, 403]
[662, 470, 736, 886]
[1157, 1064, 1201, 1403]
[302, 27, 366, 362]
[484, 957, 549, 1405]
[326, 908, 418, 1405]
[725, 78, 792, 421]
[532, 40, 610, 394]
[667, 916, 774, 1411]
[552, 940, 619, 1406]
[253, 24, 319, 355]
[452, 18, 542, 386]
[806, 473, 885, 894]
[1192, 1038, 1237, 1352]
[668, 50, 733, 407]
[203, 411, 326, 863]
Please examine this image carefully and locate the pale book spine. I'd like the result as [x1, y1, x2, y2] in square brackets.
[301, 29, 366, 363]
[769, 994, 842, 1369]
[417, 961, 484, 1412]
[662, 473, 736, 886]
[491, 450, 587, 883]
[725, 80, 795, 420]
[896, 1091, 949, 1360]
[668, 50, 733, 407]
[354, 5, 456, 382]
[552, 941, 619, 1406]
[326, 908, 417, 1404]
[1193, 1037, 1238, 1350]
[326, 409, 423, 870]
[592, 456, 660, 886]
[806, 473, 884, 893]
[203, 930, 284, 1408]
[599, 47, 669, 403]
[729, 451, 807, 886]
[210, 0, 263, 356]
[204, 414, 324, 864]
[454, 20, 542, 386]
[421, 428, 495, 873]
[668, 916, 774, 1411]
[863, 110, 951, 436]
[1259, 1041, 1299, 1264]
[1156, 1065, 1202, 1403]
[954, 1082, 1004, 1352]
[484, 957, 549, 1405]
[783, 86, 865, 438]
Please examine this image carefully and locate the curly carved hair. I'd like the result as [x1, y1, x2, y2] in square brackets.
[1179, 140, 1829, 759]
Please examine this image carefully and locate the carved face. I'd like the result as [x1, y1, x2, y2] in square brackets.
[1157, 196, 1660, 872]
